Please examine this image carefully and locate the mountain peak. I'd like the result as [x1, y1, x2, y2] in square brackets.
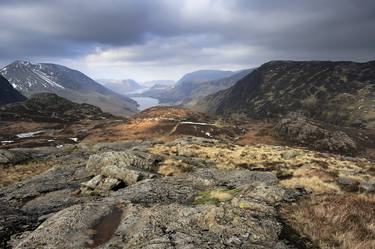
[11, 60, 32, 67]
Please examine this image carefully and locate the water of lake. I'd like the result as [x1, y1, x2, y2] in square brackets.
[131, 97, 160, 111]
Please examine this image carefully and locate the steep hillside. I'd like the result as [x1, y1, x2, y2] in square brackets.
[1, 61, 138, 116]
[183, 69, 253, 107]
[197, 61, 375, 128]
[0, 75, 26, 105]
[0, 93, 112, 122]
[97, 79, 144, 95]
[140, 69, 248, 104]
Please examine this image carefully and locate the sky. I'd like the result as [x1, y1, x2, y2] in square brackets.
[0, 0, 374, 81]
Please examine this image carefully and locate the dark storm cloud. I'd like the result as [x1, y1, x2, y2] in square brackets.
[0, 0, 374, 68]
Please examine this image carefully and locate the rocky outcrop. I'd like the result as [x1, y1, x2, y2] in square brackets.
[82, 150, 161, 194]
[0, 138, 301, 249]
[274, 113, 358, 155]
[2, 137, 373, 248]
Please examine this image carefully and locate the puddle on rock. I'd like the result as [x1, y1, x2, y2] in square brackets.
[85, 207, 123, 248]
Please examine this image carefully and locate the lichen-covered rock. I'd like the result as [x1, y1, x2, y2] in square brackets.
[14, 181, 288, 249]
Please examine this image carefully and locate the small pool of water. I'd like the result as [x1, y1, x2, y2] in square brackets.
[130, 97, 159, 111]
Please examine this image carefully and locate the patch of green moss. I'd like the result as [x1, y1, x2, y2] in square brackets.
[193, 188, 241, 205]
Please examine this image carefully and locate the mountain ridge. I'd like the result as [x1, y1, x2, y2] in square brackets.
[139, 69, 251, 104]
[197, 60, 375, 128]
[0, 92, 112, 122]
[1, 61, 138, 116]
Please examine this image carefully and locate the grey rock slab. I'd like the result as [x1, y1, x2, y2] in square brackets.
[0, 149, 29, 166]
[14, 201, 119, 249]
[0, 164, 84, 208]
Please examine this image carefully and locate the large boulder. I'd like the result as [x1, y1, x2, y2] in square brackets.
[83, 151, 161, 194]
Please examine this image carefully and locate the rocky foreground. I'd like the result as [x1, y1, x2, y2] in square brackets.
[1, 136, 374, 249]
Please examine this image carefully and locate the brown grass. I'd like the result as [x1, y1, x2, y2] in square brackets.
[133, 106, 210, 122]
[281, 194, 375, 249]
[156, 159, 193, 176]
[82, 119, 177, 143]
[236, 120, 284, 146]
[0, 160, 55, 187]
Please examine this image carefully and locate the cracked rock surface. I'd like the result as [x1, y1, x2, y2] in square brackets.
[0, 138, 330, 248]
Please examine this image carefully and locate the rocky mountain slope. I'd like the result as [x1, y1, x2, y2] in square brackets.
[140, 69, 239, 104]
[1, 61, 138, 116]
[197, 60, 375, 128]
[0, 93, 112, 123]
[0, 76, 27, 105]
[97, 79, 144, 95]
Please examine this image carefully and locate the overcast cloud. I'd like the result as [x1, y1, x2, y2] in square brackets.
[0, 0, 374, 81]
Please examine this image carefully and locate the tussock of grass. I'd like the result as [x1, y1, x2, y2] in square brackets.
[281, 176, 340, 194]
[193, 188, 241, 205]
[281, 194, 375, 249]
[0, 159, 55, 187]
[157, 159, 193, 176]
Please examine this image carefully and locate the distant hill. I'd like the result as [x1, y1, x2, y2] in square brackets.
[0, 75, 27, 105]
[140, 80, 176, 88]
[182, 69, 254, 107]
[139, 69, 244, 104]
[97, 79, 144, 95]
[1, 61, 138, 116]
[0, 92, 112, 122]
[196, 60, 375, 128]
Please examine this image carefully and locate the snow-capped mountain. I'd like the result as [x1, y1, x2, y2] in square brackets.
[1, 61, 138, 116]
